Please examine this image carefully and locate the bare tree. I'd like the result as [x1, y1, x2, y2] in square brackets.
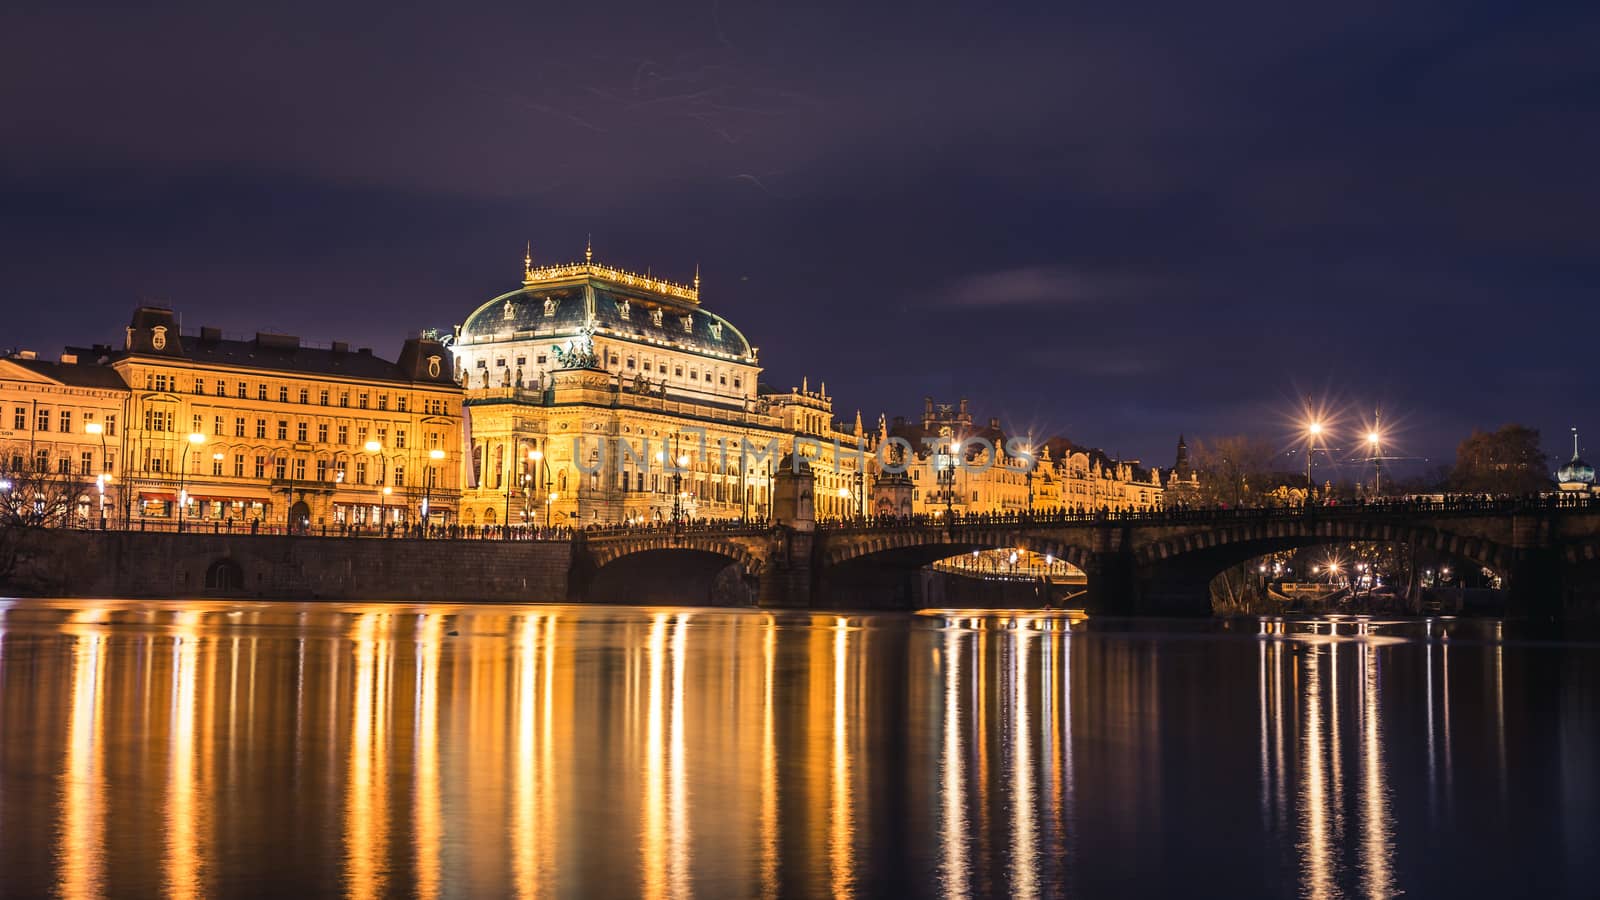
[0, 454, 91, 528]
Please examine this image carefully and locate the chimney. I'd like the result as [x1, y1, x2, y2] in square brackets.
[18, 350, 36, 360]
[200, 326, 222, 342]
[332, 341, 349, 354]
[60, 352, 78, 364]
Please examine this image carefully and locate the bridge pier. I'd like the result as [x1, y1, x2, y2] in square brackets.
[758, 526, 814, 609]
[1505, 548, 1563, 625]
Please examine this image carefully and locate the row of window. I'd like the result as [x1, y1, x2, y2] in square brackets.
[7, 451, 114, 476]
[475, 351, 744, 391]
[140, 450, 408, 487]
[143, 373, 451, 415]
[10, 407, 117, 436]
[139, 408, 449, 451]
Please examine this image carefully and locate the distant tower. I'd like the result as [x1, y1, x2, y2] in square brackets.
[1175, 434, 1192, 481]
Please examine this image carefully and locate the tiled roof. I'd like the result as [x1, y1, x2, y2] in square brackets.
[4, 357, 129, 390]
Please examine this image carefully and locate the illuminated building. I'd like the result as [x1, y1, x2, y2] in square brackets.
[449, 244, 870, 527]
[0, 352, 129, 524]
[885, 397, 1164, 516]
[104, 306, 462, 530]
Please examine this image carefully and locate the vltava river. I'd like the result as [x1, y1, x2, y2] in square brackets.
[0, 601, 1594, 898]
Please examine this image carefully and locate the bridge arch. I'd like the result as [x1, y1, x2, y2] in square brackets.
[822, 527, 1096, 573]
[582, 534, 766, 606]
[1136, 519, 1515, 573]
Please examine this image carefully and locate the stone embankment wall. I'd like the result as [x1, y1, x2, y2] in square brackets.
[1, 529, 571, 603]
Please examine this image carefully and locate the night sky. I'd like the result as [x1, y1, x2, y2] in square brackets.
[5, 0, 1598, 473]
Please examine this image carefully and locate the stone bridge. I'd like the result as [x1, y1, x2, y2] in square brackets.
[575, 501, 1600, 618]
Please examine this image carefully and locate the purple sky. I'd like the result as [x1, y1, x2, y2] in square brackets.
[4, 0, 1598, 473]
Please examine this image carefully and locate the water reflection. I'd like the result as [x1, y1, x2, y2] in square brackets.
[0, 603, 1593, 898]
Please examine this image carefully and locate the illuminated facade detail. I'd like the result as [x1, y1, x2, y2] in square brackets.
[109, 306, 462, 531]
[887, 397, 1165, 516]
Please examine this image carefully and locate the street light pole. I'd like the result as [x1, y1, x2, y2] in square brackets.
[943, 440, 960, 523]
[423, 447, 445, 536]
[1367, 411, 1382, 498]
[177, 432, 205, 532]
[86, 422, 108, 529]
[1304, 420, 1323, 506]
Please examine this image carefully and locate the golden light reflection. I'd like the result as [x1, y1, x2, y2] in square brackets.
[1299, 646, 1333, 900]
[641, 614, 668, 900]
[165, 621, 203, 900]
[1359, 642, 1394, 897]
[58, 631, 105, 900]
[759, 616, 779, 899]
[414, 614, 442, 900]
[829, 616, 856, 900]
[669, 614, 690, 899]
[1009, 627, 1038, 900]
[514, 614, 542, 900]
[939, 627, 969, 900]
[344, 613, 391, 900]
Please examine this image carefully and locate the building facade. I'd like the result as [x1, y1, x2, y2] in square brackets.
[105, 307, 462, 532]
[0, 353, 129, 526]
[886, 397, 1165, 517]
[449, 247, 872, 528]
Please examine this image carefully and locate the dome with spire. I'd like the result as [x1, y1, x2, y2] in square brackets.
[1558, 428, 1595, 488]
[1558, 454, 1595, 486]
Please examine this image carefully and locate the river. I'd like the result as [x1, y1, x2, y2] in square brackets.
[0, 600, 1594, 898]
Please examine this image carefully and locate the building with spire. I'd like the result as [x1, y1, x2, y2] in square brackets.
[1557, 427, 1596, 494]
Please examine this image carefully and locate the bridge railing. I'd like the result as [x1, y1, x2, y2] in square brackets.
[812, 493, 1600, 534]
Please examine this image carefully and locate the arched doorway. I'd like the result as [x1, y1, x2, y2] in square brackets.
[289, 500, 311, 534]
[205, 558, 244, 592]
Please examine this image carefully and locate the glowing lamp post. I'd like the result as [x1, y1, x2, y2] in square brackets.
[364, 440, 390, 532]
[1304, 421, 1323, 505]
[529, 449, 553, 529]
[86, 422, 108, 528]
[942, 441, 961, 523]
[177, 432, 205, 532]
[837, 485, 850, 520]
[423, 448, 445, 535]
[1366, 416, 1383, 497]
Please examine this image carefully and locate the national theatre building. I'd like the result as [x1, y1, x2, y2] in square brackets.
[448, 244, 869, 529]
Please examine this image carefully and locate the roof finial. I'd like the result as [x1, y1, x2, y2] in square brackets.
[524, 241, 533, 279]
[694, 263, 701, 291]
[585, 234, 593, 264]
[1575, 426, 1582, 460]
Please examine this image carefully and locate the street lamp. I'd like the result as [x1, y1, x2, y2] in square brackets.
[547, 491, 558, 529]
[1018, 444, 1035, 518]
[86, 421, 109, 528]
[670, 435, 689, 529]
[177, 432, 205, 532]
[1366, 412, 1383, 497]
[1304, 420, 1324, 505]
[529, 449, 554, 529]
[941, 440, 961, 523]
[423, 448, 445, 535]
[364, 440, 395, 532]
